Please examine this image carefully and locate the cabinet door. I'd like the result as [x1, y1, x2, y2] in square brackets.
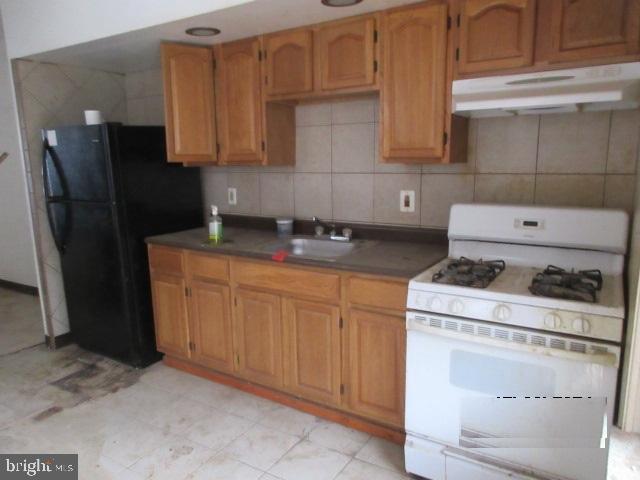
[189, 281, 234, 372]
[348, 309, 405, 427]
[545, 0, 640, 63]
[215, 39, 264, 164]
[381, 3, 448, 160]
[150, 272, 190, 358]
[318, 17, 376, 91]
[283, 298, 341, 406]
[457, 0, 536, 74]
[234, 289, 284, 388]
[160, 43, 217, 163]
[264, 29, 314, 96]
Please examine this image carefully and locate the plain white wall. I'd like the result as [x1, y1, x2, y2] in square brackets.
[0, 0, 252, 59]
[0, 12, 37, 286]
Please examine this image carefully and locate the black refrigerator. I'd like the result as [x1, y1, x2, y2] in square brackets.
[43, 123, 202, 367]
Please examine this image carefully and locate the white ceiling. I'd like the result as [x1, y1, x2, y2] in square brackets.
[28, 0, 417, 74]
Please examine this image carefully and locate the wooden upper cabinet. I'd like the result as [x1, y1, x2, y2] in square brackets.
[381, 3, 448, 160]
[317, 16, 377, 91]
[264, 29, 314, 96]
[161, 43, 217, 163]
[457, 0, 536, 75]
[348, 309, 405, 427]
[188, 280, 234, 373]
[540, 0, 640, 64]
[150, 272, 190, 359]
[215, 38, 264, 164]
[234, 288, 284, 388]
[283, 298, 341, 407]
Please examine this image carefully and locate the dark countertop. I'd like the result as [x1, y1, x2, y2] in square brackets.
[146, 226, 447, 279]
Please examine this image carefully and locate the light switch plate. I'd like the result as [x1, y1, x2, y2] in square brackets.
[400, 190, 415, 213]
[228, 187, 237, 205]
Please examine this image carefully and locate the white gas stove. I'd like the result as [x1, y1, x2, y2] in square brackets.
[404, 204, 629, 480]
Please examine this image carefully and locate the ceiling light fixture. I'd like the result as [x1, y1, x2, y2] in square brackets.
[185, 27, 221, 37]
[321, 0, 363, 7]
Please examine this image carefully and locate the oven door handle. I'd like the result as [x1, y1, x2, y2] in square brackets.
[407, 316, 619, 368]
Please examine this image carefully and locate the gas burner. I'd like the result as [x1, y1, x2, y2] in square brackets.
[529, 265, 603, 303]
[432, 257, 506, 288]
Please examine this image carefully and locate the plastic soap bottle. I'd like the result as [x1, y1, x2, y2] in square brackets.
[208, 205, 223, 244]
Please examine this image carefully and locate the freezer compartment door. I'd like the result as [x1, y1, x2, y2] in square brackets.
[43, 125, 112, 202]
[60, 201, 132, 361]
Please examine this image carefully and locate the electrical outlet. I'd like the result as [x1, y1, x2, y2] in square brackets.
[228, 187, 237, 205]
[400, 190, 415, 213]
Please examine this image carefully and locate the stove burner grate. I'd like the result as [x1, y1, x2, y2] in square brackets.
[432, 257, 506, 288]
[529, 265, 603, 303]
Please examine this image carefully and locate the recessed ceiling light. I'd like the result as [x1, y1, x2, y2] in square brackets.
[321, 0, 363, 6]
[185, 27, 221, 37]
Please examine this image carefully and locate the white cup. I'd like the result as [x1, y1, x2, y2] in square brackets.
[84, 110, 104, 125]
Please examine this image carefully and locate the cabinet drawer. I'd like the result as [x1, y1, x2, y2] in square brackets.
[186, 252, 229, 282]
[233, 260, 340, 301]
[347, 276, 407, 312]
[148, 246, 184, 275]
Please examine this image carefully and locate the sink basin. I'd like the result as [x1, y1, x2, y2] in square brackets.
[265, 236, 356, 260]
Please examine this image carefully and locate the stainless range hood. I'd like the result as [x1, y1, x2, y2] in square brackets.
[452, 62, 640, 118]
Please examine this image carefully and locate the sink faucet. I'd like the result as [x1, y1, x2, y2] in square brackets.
[312, 216, 352, 242]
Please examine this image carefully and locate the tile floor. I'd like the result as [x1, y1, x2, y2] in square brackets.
[0, 344, 638, 480]
[0, 287, 43, 355]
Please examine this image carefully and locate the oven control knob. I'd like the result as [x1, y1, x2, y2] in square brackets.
[572, 317, 591, 334]
[493, 304, 511, 322]
[414, 293, 424, 308]
[449, 299, 464, 315]
[544, 312, 562, 329]
[426, 296, 443, 311]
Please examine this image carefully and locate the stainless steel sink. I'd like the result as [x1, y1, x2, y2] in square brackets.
[264, 236, 357, 260]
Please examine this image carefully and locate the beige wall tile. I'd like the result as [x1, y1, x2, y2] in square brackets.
[373, 174, 421, 225]
[476, 116, 539, 173]
[534, 174, 605, 207]
[331, 96, 376, 124]
[538, 112, 610, 173]
[144, 96, 165, 125]
[295, 102, 332, 126]
[260, 173, 294, 217]
[474, 174, 535, 204]
[332, 174, 374, 222]
[126, 98, 146, 125]
[125, 71, 146, 99]
[21, 64, 76, 113]
[422, 120, 477, 174]
[144, 69, 164, 97]
[294, 173, 332, 220]
[202, 171, 229, 214]
[421, 174, 474, 228]
[295, 126, 331, 172]
[332, 123, 375, 173]
[604, 174, 636, 213]
[227, 172, 260, 215]
[607, 110, 640, 174]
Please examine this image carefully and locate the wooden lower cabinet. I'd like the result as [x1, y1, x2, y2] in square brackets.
[188, 280, 234, 372]
[234, 288, 284, 388]
[283, 298, 342, 406]
[347, 308, 406, 428]
[150, 272, 190, 359]
[149, 247, 408, 438]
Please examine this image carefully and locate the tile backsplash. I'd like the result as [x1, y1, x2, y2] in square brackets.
[125, 69, 640, 229]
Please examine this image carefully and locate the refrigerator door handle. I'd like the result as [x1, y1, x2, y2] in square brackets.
[42, 137, 68, 201]
[43, 138, 70, 253]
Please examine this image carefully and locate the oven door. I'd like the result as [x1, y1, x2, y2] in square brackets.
[405, 311, 620, 480]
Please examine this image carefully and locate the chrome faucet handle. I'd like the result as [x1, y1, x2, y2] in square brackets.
[342, 228, 353, 240]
